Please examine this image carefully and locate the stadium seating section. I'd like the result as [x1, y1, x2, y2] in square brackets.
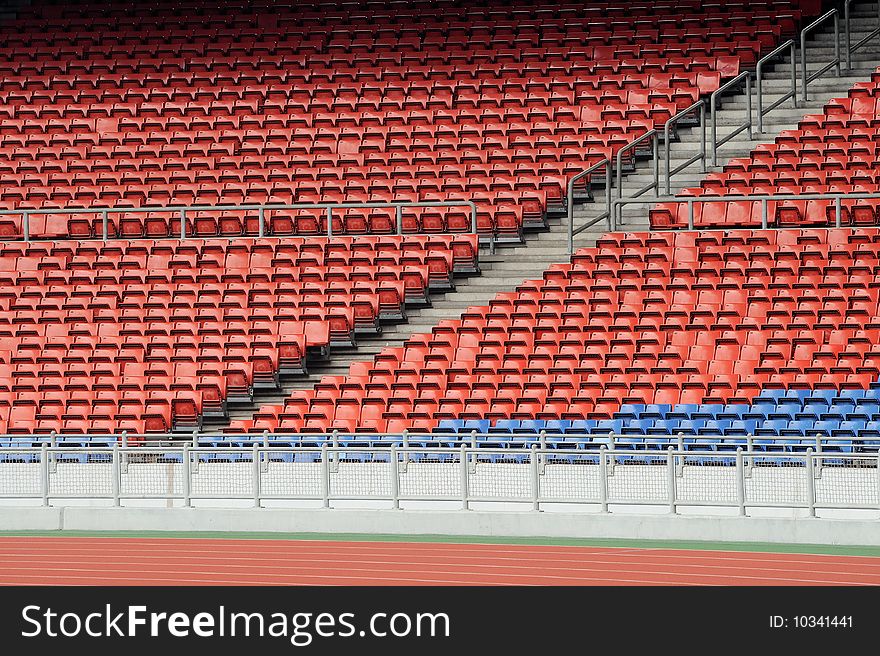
[0, 0, 819, 241]
[652, 66, 880, 229]
[11, 0, 880, 448]
[232, 228, 880, 442]
[0, 235, 479, 434]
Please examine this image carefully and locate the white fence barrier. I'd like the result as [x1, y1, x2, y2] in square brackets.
[1, 446, 878, 516]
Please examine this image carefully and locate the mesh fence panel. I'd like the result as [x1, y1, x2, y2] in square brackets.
[605, 455, 668, 504]
[744, 455, 807, 506]
[49, 461, 113, 497]
[329, 450, 391, 499]
[260, 456, 324, 499]
[190, 451, 254, 498]
[0, 451, 42, 498]
[468, 457, 531, 500]
[398, 450, 460, 499]
[676, 456, 738, 504]
[538, 452, 602, 502]
[119, 450, 185, 498]
[814, 456, 880, 507]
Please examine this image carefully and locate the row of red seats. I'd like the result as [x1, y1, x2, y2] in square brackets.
[0, 235, 477, 430]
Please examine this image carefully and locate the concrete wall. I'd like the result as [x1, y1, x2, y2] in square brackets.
[3, 506, 880, 547]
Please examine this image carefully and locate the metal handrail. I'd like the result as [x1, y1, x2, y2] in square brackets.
[0, 200, 480, 243]
[614, 129, 659, 229]
[3, 443, 877, 514]
[845, 0, 880, 68]
[663, 99, 706, 195]
[710, 71, 752, 167]
[614, 190, 880, 231]
[566, 158, 611, 255]
[755, 39, 797, 134]
[801, 8, 841, 103]
[11, 433, 874, 449]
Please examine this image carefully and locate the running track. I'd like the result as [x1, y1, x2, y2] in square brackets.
[0, 537, 878, 585]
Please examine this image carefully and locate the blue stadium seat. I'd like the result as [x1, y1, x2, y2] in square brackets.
[699, 419, 730, 435]
[566, 420, 597, 434]
[807, 389, 837, 406]
[489, 419, 519, 433]
[642, 404, 671, 419]
[663, 404, 694, 420]
[436, 419, 465, 434]
[615, 404, 641, 420]
[725, 419, 759, 435]
[513, 419, 545, 434]
[543, 419, 571, 434]
[674, 419, 704, 434]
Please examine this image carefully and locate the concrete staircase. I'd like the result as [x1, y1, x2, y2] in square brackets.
[575, 0, 880, 235]
[221, 2, 880, 424]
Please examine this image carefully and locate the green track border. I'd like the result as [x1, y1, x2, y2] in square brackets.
[2, 531, 880, 557]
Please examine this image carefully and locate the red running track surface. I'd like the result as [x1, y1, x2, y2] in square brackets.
[0, 537, 878, 586]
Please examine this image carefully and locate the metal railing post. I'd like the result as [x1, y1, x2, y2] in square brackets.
[664, 100, 704, 194]
[120, 430, 129, 474]
[605, 159, 612, 230]
[566, 171, 576, 255]
[802, 20, 810, 102]
[395, 205, 403, 235]
[40, 443, 49, 506]
[710, 73, 752, 166]
[326, 206, 333, 237]
[845, 0, 852, 70]
[111, 443, 121, 507]
[801, 9, 841, 103]
[102, 210, 109, 240]
[49, 430, 57, 474]
[22, 211, 29, 242]
[390, 444, 400, 510]
[179, 208, 186, 239]
[876, 452, 880, 512]
[258, 207, 265, 238]
[598, 444, 608, 513]
[756, 40, 798, 134]
[566, 159, 610, 255]
[834, 12, 841, 77]
[711, 88, 718, 166]
[538, 430, 547, 474]
[252, 443, 261, 508]
[664, 124, 673, 195]
[745, 434, 753, 477]
[746, 73, 753, 138]
[805, 447, 816, 517]
[400, 430, 409, 472]
[460, 445, 470, 510]
[182, 442, 191, 508]
[735, 447, 746, 516]
[699, 102, 706, 172]
[667, 447, 677, 514]
[761, 198, 768, 229]
[530, 444, 540, 511]
[835, 196, 842, 228]
[321, 443, 330, 508]
[652, 133, 659, 198]
[687, 199, 695, 230]
[331, 429, 339, 473]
